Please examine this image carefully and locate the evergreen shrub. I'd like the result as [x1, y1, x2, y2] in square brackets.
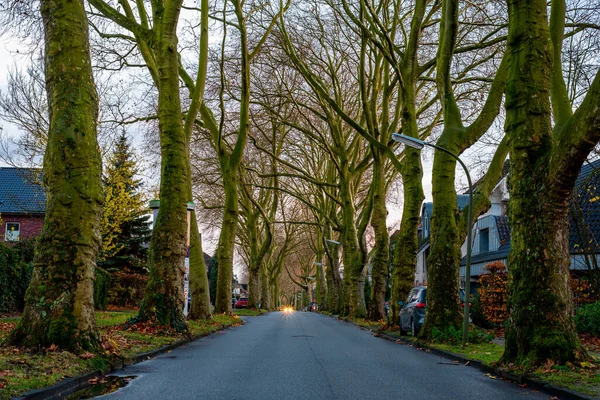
[0, 242, 32, 313]
[575, 300, 600, 336]
[94, 267, 111, 310]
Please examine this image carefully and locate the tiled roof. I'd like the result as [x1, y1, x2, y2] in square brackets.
[494, 215, 510, 246]
[570, 159, 600, 254]
[0, 168, 45, 214]
[460, 159, 600, 269]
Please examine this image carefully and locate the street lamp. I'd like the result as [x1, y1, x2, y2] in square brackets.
[392, 133, 473, 346]
[326, 239, 341, 245]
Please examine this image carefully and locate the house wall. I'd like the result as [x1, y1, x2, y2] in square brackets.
[415, 245, 429, 285]
[0, 214, 44, 243]
[472, 215, 502, 254]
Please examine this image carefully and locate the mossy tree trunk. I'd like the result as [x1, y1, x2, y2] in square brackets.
[501, 0, 600, 366]
[137, 1, 189, 331]
[187, 0, 212, 321]
[215, 166, 238, 314]
[388, 0, 426, 324]
[324, 224, 344, 315]
[421, 0, 508, 339]
[9, 0, 102, 351]
[86, 0, 212, 325]
[367, 149, 389, 321]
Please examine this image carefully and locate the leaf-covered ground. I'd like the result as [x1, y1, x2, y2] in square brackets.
[0, 312, 241, 399]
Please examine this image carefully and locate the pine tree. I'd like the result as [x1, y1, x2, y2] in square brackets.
[99, 132, 151, 273]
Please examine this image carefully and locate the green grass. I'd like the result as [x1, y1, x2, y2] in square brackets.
[533, 367, 600, 397]
[233, 308, 268, 316]
[0, 348, 93, 400]
[427, 342, 504, 365]
[95, 311, 138, 327]
[0, 312, 242, 399]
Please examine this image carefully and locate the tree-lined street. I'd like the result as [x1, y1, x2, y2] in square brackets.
[103, 313, 546, 400]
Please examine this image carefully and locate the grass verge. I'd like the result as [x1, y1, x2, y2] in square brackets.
[233, 308, 268, 316]
[0, 311, 241, 399]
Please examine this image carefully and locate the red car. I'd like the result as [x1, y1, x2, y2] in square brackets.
[236, 297, 248, 308]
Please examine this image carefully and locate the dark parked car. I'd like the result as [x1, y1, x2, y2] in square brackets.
[398, 286, 427, 337]
[236, 297, 248, 308]
[399, 287, 471, 336]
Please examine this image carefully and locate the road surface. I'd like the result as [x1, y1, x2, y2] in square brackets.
[100, 311, 548, 399]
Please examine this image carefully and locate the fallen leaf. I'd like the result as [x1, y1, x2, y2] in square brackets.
[48, 343, 58, 352]
[79, 352, 95, 360]
[518, 383, 527, 388]
[464, 361, 470, 366]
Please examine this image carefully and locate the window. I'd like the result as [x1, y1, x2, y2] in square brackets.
[5, 222, 20, 242]
[479, 228, 489, 253]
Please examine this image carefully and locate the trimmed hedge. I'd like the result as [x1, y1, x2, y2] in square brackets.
[575, 301, 600, 337]
[0, 243, 32, 313]
[94, 267, 111, 310]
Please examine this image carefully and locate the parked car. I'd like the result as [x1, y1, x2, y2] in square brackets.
[308, 302, 317, 312]
[398, 286, 427, 337]
[236, 297, 248, 308]
[399, 287, 471, 336]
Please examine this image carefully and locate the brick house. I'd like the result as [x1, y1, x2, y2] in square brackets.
[0, 168, 46, 243]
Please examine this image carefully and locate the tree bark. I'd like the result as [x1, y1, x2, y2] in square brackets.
[137, 1, 188, 330]
[367, 150, 389, 321]
[8, 0, 102, 351]
[215, 167, 237, 314]
[501, 0, 587, 366]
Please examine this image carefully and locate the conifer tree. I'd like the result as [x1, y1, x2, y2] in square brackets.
[99, 132, 151, 273]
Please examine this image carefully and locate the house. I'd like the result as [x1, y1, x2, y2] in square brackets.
[414, 194, 470, 286]
[458, 159, 600, 290]
[414, 158, 600, 291]
[0, 168, 46, 243]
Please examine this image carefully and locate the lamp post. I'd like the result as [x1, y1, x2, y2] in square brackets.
[392, 133, 473, 346]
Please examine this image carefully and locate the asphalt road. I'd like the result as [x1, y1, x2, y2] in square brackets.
[100, 311, 548, 400]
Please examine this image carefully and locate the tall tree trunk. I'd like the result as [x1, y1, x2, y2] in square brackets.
[9, 0, 102, 350]
[340, 171, 366, 318]
[187, 0, 212, 321]
[368, 151, 389, 321]
[390, 149, 424, 323]
[188, 219, 212, 320]
[137, 4, 189, 330]
[215, 168, 237, 313]
[420, 142, 463, 337]
[260, 265, 270, 309]
[502, 0, 587, 365]
[324, 230, 344, 315]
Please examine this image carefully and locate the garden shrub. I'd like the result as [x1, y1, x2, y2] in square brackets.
[431, 325, 494, 345]
[470, 293, 494, 329]
[478, 261, 508, 324]
[107, 267, 148, 309]
[94, 267, 111, 310]
[0, 242, 32, 313]
[575, 300, 600, 336]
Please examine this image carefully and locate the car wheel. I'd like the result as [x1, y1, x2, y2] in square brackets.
[411, 319, 419, 337]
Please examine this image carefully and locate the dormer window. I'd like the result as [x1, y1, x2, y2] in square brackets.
[479, 228, 489, 253]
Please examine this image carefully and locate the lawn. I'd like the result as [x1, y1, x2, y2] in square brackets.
[233, 308, 269, 316]
[0, 311, 241, 399]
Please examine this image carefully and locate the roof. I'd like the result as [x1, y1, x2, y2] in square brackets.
[460, 158, 600, 268]
[570, 158, 600, 254]
[0, 168, 45, 214]
[495, 215, 510, 246]
[422, 194, 470, 218]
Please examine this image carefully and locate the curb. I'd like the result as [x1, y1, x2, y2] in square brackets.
[331, 315, 596, 400]
[16, 321, 243, 400]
